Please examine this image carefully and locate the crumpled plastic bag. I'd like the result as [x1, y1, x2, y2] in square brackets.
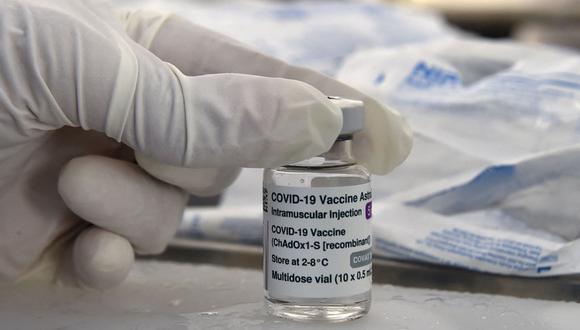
[338, 38, 580, 276]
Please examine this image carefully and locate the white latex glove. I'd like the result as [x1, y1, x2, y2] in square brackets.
[0, 0, 412, 289]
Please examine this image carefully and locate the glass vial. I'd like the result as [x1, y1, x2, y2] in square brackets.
[263, 97, 372, 322]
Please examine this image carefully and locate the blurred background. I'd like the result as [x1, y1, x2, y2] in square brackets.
[402, 0, 580, 44]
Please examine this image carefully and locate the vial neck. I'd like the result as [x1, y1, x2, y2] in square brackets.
[288, 138, 356, 168]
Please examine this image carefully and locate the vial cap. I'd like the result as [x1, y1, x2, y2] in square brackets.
[328, 96, 365, 136]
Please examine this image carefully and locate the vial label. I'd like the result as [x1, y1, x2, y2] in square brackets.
[263, 183, 372, 298]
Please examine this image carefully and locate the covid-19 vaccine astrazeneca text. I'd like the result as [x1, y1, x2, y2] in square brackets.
[263, 97, 372, 322]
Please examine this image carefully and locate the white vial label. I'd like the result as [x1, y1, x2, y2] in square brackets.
[263, 183, 372, 298]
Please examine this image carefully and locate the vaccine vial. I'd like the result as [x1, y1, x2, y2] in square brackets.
[263, 97, 372, 322]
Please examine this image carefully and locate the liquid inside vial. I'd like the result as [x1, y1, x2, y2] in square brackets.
[262, 141, 372, 322]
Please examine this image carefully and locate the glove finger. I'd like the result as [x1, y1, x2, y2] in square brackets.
[72, 226, 134, 290]
[115, 44, 343, 168]
[135, 152, 241, 197]
[58, 155, 188, 254]
[123, 12, 412, 174]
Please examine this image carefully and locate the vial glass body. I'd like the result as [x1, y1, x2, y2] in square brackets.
[263, 140, 372, 322]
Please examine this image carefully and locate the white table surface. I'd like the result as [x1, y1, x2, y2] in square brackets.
[1, 260, 579, 330]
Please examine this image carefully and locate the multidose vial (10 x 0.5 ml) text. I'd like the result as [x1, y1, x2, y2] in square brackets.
[263, 97, 372, 322]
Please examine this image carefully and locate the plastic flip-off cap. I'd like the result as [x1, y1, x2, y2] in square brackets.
[328, 96, 365, 136]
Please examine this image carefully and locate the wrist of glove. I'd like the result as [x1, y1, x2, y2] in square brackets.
[0, 0, 411, 290]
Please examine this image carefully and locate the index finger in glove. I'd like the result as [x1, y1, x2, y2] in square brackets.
[122, 11, 413, 174]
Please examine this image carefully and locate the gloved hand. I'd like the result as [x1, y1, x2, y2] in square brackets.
[0, 0, 412, 289]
